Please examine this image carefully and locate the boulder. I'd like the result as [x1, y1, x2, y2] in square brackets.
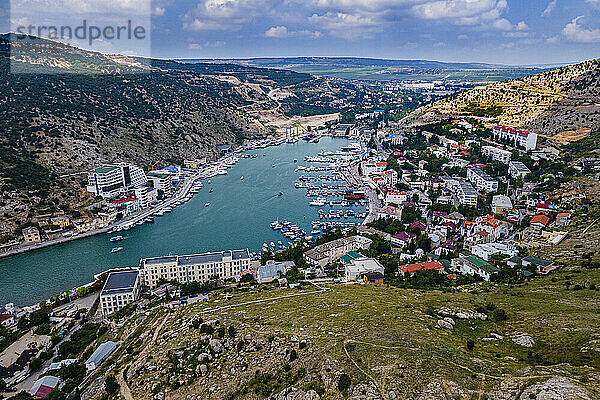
[210, 339, 223, 353]
[512, 334, 534, 347]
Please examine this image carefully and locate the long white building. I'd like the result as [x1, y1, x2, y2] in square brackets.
[139, 249, 255, 288]
[492, 125, 537, 151]
[467, 167, 498, 193]
[87, 163, 147, 198]
[481, 145, 511, 164]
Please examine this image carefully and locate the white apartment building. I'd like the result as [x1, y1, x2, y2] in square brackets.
[382, 169, 398, 187]
[140, 249, 254, 288]
[147, 171, 173, 196]
[362, 161, 387, 176]
[385, 190, 407, 205]
[481, 145, 511, 164]
[467, 167, 499, 193]
[87, 163, 147, 198]
[471, 242, 517, 261]
[99, 270, 141, 316]
[133, 186, 158, 209]
[492, 125, 538, 151]
[456, 181, 478, 207]
[508, 161, 531, 178]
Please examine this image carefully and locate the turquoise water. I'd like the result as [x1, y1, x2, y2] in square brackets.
[0, 137, 364, 306]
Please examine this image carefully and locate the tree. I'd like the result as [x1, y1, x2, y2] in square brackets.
[228, 325, 236, 338]
[104, 375, 120, 396]
[467, 339, 475, 351]
[337, 373, 351, 393]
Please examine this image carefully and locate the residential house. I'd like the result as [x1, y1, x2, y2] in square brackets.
[556, 212, 571, 226]
[303, 236, 372, 267]
[50, 216, 70, 229]
[99, 270, 141, 316]
[377, 206, 402, 220]
[530, 215, 550, 231]
[522, 256, 557, 274]
[491, 195, 513, 214]
[398, 261, 445, 276]
[344, 257, 385, 281]
[453, 255, 499, 281]
[391, 232, 417, 248]
[22, 226, 41, 244]
[385, 191, 407, 205]
[257, 261, 294, 283]
[470, 242, 517, 261]
[362, 271, 384, 284]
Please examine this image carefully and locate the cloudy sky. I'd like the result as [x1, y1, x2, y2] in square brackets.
[5, 0, 600, 64]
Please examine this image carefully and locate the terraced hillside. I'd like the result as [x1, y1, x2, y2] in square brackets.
[403, 59, 600, 136]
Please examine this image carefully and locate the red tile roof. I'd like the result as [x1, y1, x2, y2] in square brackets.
[398, 261, 444, 273]
[530, 214, 550, 226]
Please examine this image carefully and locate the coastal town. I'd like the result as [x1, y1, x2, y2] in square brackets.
[2, 105, 597, 398]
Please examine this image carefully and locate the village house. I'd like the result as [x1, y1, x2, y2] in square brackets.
[22, 226, 41, 244]
[398, 261, 445, 276]
[530, 214, 550, 231]
[303, 236, 372, 267]
[491, 195, 513, 214]
[452, 254, 499, 281]
[555, 212, 571, 226]
[391, 232, 417, 249]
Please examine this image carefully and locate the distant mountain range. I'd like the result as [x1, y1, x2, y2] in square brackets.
[177, 57, 550, 82]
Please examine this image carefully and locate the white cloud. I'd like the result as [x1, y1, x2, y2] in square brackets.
[265, 25, 288, 38]
[412, 0, 507, 26]
[308, 11, 381, 39]
[188, 40, 226, 49]
[563, 16, 600, 43]
[541, 0, 556, 17]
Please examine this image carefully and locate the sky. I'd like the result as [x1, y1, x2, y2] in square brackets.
[3, 0, 600, 65]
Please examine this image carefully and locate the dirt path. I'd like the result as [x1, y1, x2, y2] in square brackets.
[117, 370, 134, 400]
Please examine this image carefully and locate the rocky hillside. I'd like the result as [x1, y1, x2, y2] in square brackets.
[0, 36, 312, 235]
[79, 268, 600, 400]
[402, 59, 600, 136]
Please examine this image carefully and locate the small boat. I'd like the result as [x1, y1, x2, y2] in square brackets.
[294, 159, 297, 163]
[240, 176, 244, 180]
[272, 164, 276, 168]
[111, 247, 123, 253]
[209, 188, 214, 193]
[277, 192, 284, 196]
[208, 180, 212, 184]
[205, 202, 211, 207]
[109, 235, 124, 242]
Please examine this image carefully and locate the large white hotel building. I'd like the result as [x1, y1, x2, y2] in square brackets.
[139, 249, 256, 288]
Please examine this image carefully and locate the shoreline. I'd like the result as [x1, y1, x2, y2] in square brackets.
[3, 135, 367, 308]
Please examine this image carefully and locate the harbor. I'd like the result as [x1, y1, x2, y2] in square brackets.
[0, 137, 368, 306]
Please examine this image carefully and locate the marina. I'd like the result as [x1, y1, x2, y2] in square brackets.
[0, 137, 367, 306]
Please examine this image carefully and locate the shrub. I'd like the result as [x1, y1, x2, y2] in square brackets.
[492, 308, 507, 322]
[467, 339, 475, 351]
[337, 373, 351, 393]
[289, 349, 297, 362]
[228, 325, 236, 338]
[104, 375, 120, 395]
